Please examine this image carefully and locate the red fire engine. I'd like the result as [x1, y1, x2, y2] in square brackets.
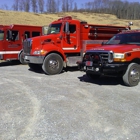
[0, 24, 42, 63]
[23, 16, 130, 75]
[81, 29, 140, 87]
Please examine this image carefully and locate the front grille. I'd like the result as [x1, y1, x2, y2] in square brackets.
[100, 53, 109, 63]
[84, 50, 113, 64]
[23, 39, 32, 54]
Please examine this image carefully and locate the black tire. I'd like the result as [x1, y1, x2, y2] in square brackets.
[42, 53, 63, 75]
[86, 71, 101, 79]
[123, 63, 140, 87]
[28, 63, 42, 71]
[19, 51, 27, 64]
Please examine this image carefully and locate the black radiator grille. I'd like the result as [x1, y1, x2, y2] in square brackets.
[23, 39, 32, 54]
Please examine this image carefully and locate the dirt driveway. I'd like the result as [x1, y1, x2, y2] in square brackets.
[0, 61, 140, 140]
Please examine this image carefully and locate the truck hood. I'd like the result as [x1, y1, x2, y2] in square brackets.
[92, 44, 140, 53]
[32, 34, 52, 41]
[32, 34, 59, 44]
[30, 34, 60, 53]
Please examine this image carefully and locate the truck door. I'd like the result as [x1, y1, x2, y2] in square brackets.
[4, 30, 21, 60]
[62, 23, 79, 52]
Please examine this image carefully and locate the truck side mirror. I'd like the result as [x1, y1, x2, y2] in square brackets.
[42, 26, 48, 35]
[25, 34, 28, 39]
[7, 30, 12, 41]
[102, 41, 106, 45]
[65, 22, 70, 35]
[102, 41, 105, 45]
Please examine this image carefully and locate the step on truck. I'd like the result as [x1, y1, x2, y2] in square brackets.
[23, 16, 130, 75]
[0, 24, 42, 64]
[81, 29, 140, 87]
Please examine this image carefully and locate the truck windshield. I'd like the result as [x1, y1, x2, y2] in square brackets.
[0, 30, 4, 40]
[106, 32, 140, 45]
[47, 23, 62, 34]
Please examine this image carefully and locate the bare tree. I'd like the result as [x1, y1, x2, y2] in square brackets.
[73, 2, 77, 12]
[61, 0, 66, 12]
[31, 0, 38, 13]
[56, 0, 60, 13]
[13, 0, 19, 11]
[25, 0, 30, 12]
[19, 0, 24, 11]
[38, 0, 44, 13]
[0, 4, 9, 10]
[69, 0, 74, 11]
[65, 0, 69, 12]
[46, 0, 51, 12]
[46, 0, 56, 13]
[62, 0, 70, 12]
[51, 0, 57, 13]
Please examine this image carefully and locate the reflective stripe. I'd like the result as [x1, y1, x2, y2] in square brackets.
[0, 51, 20, 54]
[82, 40, 107, 44]
[62, 40, 106, 51]
[62, 48, 76, 50]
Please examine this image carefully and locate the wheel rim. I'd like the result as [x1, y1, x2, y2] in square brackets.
[20, 52, 25, 64]
[48, 59, 59, 70]
[130, 68, 140, 82]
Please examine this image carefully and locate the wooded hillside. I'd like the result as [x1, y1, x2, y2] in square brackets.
[2, 0, 140, 20]
[0, 10, 140, 29]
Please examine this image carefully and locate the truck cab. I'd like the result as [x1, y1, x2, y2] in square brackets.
[82, 30, 140, 86]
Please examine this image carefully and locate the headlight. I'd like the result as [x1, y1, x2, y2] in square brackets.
[113, 53, 126, 62]
[33, 50, 41, 55]
[33, 50, 47, 55]
[114, 53, 125, 59]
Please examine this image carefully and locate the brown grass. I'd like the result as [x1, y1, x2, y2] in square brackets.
[0, 10, 140, 29]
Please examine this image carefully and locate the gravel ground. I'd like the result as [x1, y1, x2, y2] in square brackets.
[0, 61, 140, 140]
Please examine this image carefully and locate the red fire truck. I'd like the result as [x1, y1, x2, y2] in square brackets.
[0, 24, 42, 63]
[81, 29, 140, 87]
[23, 16, 130, 75]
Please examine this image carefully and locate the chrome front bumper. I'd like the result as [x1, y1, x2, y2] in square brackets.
[24, 55, 44, 64]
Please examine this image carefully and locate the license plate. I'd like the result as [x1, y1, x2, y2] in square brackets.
[87, 67, 94, 71]
[86, 61, 93, 66]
